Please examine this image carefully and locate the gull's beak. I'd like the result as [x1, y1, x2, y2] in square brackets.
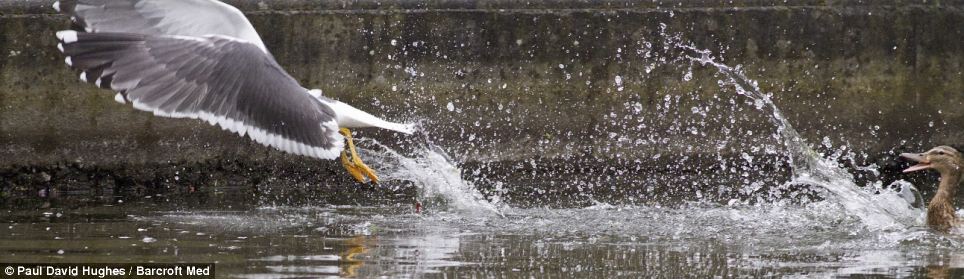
[900, 153, 932, 173]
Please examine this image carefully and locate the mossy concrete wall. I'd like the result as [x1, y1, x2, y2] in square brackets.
[0, 1, 961, 202]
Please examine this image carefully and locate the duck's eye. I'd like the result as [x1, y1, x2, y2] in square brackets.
[937, 151, 946, 155]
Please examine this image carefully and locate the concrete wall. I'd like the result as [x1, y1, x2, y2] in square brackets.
[0, 1, 962, 204]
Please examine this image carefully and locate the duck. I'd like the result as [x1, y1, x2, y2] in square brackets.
[900, 146, 963, 232]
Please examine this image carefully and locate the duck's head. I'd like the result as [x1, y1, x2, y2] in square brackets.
[900, 146, 962, 175]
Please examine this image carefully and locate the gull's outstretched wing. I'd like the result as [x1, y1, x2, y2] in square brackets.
[56, 30, 344, 159]
[54, 0, 268, 53]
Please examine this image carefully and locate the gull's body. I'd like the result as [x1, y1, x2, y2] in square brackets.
[901, 146, 963, 233]
[53, 0, 413, 182]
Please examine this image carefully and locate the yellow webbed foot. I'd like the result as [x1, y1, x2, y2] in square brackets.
[339, 128, 380, 184]
[341, 150, 368, 183]
[352, 158, 380, 184]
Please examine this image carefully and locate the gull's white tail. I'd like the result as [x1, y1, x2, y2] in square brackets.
[310, 91, 415, 134]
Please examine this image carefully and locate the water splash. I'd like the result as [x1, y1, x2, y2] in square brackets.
[677, 45, 923, 231]
[365, 140, 505, 217]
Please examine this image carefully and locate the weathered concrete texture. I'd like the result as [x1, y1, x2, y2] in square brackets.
[0, 158, 417, 209]
[0, 1, 962, 206]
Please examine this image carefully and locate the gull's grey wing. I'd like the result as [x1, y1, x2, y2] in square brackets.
[54, 0, 268, 53]
[56, 30, 343, 159]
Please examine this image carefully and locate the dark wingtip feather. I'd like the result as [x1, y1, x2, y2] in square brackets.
[55, 0, 92, 32]
[53, 0, 77, 15]
[58, 31, 146, 85]
[96, 73, 114, 89]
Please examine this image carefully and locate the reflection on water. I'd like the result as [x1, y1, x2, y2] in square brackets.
[1, 204, 963, 278]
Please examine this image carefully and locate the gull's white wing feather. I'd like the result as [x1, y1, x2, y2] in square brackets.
[54, 0, 268, 53]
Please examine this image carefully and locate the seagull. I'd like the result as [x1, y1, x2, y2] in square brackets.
[52, 0, 415, 183]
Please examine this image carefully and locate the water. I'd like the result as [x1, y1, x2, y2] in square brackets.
[680, 46, 924, 231]
[365, 141, 505, 217]
[3, 41, 962, 278]
[2, 203, 963, 277]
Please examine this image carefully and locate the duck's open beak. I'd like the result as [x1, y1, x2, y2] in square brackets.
[900, 153, 932, 173]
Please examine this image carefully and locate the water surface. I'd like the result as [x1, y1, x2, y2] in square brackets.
[2, 201, 963, 278]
